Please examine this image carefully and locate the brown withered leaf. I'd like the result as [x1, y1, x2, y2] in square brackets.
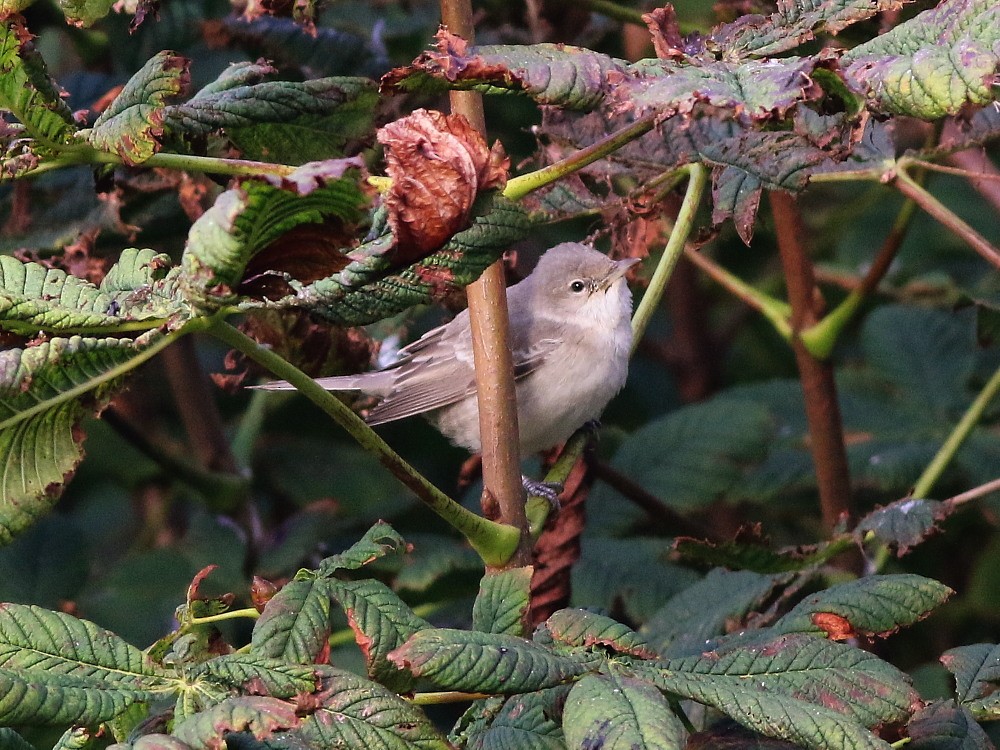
[239, 221, 354, 300]
[643, 6, 686, 60]
[377, 108, 509, 265]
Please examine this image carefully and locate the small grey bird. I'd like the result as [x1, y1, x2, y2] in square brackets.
[256, 242, 638, 459]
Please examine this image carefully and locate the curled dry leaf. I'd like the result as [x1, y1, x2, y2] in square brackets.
[377, 108, 509, 264]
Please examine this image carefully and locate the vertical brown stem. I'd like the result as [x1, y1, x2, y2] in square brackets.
[770, 192, 854, 531]
[666, 257, 718, 402]
[440, 0, 530, 567]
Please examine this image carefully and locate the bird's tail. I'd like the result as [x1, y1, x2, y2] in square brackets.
[250, 373, 389, 394]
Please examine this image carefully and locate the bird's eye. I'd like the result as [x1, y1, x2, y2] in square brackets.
[569, 280, 587, 293]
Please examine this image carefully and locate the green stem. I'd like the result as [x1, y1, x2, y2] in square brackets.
[207, 319, 521, 567]
[504, 114, 657, 201]
[683, 245, 793, 341]
[801, 194, 919, 359]
[912, 361, 1000, 499]
[526, 427, 593, 540]
[409, 691, 491, 705]
[631, 163, 708, 352]
[21, 147, 296, 180]
[187, 607, 260, 625]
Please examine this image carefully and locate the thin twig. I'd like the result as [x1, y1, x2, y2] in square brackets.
[683, 245, 793, 341]
[591, 460, 716, 539]
[945, 150, 1000, 213]
[945, 477, 1000, 508]
[894, 169, 1000, 270]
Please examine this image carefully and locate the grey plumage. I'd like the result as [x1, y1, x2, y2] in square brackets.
[254, 242, 638, 456]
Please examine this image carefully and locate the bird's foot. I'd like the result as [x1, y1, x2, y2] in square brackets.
[522, 475, 563, 509]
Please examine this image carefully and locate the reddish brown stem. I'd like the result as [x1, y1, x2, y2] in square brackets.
[441, 0, 530, 567]
[945, 150, 1000, 214]
[665, 257, 719, 402]
[894, 171, 1000, 270]
[770, 191, 854, 531]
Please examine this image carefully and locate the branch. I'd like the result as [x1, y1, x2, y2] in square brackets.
[207, 318, 521, 567]
[770, 191, 854, 531]
[20, 148, 297, 180]
[442, 0, 530, 567]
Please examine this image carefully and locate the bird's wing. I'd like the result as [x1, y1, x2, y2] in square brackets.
[364, 335, 561, 425]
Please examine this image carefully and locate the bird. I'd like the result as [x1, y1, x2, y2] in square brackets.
[255, 242, 638, 488]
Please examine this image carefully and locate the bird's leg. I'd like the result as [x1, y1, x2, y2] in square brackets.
[522, 475, 563, 509]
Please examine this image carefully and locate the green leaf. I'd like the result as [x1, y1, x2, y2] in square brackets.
[542, 609, 654, 658]
[861, 306, 975, 420]
[327, 578, 430, 692]
[473, 568, 532, 636]
[643, 569, 785, 657]
[591, 398, 773, 512]
[172, 696, 300, 747]
[844, 0, 1000, 118]
[162, 62, 378, 165]
[455, 688, 567, 750]
[109, 736, 194, 750]
[51, 727, 97, 750]
[54, 0, 113, 26]
[389, 629, 602, 694]
[0, 603, 172, 687]
[317, 520, 407, 575]
[563, 671, 687, 750]
[856, 498, 950, 556]
[278, 193, 531, 326]
[708, 0, 911, 58]
[0, 18, 77, 149]
[89, 51, 189, 165]
[0, 332, 170, 542]
[0, 252, 181, 334]
[941, 643, 1000, 714]
[281, 666, 452, 749]
[0, 728, 33, 749]
[383, 32, 623, 110]
[187, 655, 316, 698]
[182, 159, 367, 309]
[651, 633, 916, 728]
[571, 538, 702, 625]
[250, 577, 333, 663]
[907, 700, 993, 750]
[0, 665, 147, 725]
[620, 55, 833, 123]
[672, 533, 834, 574]
[771, 574, 952, 638]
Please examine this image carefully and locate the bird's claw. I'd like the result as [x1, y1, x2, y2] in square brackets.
[522, 476, 563, 509]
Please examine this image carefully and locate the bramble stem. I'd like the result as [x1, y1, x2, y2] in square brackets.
[631, 163, 708, 352]
[207, 319, 521, 567]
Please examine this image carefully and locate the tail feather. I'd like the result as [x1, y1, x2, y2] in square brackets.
[250, 372, 391, 395]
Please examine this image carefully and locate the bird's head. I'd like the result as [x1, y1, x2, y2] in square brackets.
[527, 243, 640, 325]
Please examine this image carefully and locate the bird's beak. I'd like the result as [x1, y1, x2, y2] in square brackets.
[600, 257, 641, 290]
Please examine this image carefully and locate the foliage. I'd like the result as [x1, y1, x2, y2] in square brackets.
[0, 0, 998, 747]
